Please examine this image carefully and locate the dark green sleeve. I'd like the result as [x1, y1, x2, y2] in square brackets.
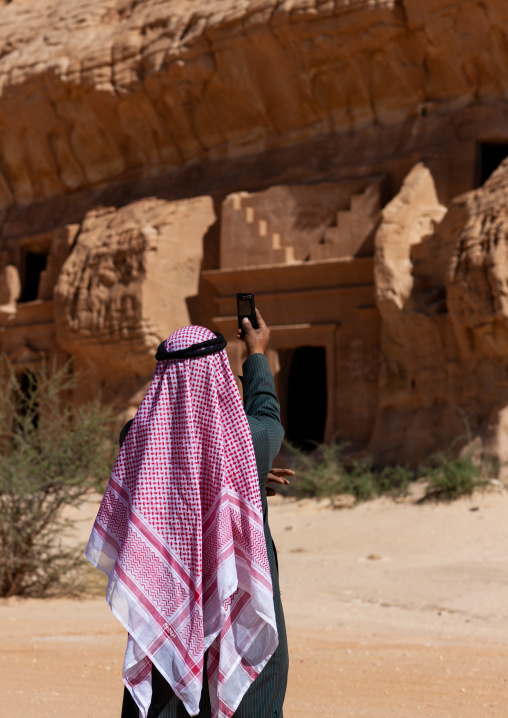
[242, 354, 284, 485]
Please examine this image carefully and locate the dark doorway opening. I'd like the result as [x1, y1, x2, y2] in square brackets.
[16, 370, 39, 429]
[284, 346, 327, 451]
[477, 142, 508, 187]
[20, 252, 48, 303]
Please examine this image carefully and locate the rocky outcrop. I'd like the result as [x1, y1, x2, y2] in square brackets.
[53, 196, 214, 405]
[445, 161, 508, 464]
[371, 159, 508, 464]
[3, 0, 508, 463]
[0, 0, 508, 208]
[0, 262, 20, 316]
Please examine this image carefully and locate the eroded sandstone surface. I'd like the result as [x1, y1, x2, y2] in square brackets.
[54, 196, 215, 407]
[2, 0, 508, 462]
[371, 159, 508, 464]
[0, 0, 508, 208]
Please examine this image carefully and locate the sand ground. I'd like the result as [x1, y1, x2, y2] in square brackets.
[2, 487, 508, 717]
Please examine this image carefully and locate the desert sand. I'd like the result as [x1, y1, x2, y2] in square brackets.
[2, 488, 508, 717]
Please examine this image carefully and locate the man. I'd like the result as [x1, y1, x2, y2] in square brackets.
[87, 310, 290, 717]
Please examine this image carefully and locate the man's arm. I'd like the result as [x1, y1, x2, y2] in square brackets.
[237, 309, 285, 468]
[242, 353, 285, 464]
[242, 353, 281, 423]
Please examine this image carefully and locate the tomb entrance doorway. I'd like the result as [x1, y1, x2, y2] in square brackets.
[279, 345, 327, 451]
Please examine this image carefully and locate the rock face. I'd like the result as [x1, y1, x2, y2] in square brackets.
[0, 263, 20, 316]
[445, 161, 508, 464]
[371, 159, 508, 464]
[2, 0, 508, 462]
[54, 196, 215, 406]
[370, 164, 449, 462]
[220, 178, 384, 268]
[0, 0, 508, 208]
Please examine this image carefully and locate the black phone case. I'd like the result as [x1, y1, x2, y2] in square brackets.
[237, 293, 258, 330]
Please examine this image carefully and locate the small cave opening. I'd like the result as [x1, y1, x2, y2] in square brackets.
[477, 142, 508, 187]
[15, 370, 40, 429]
[279, 346, 327, 451]
[19, 251, 48, 303]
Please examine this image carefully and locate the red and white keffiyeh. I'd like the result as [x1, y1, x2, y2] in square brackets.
[86, 326, 278, 718]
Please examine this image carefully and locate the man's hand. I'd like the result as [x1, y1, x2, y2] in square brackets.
[266, 467, 294, 497]
[236, 308, 270, 356]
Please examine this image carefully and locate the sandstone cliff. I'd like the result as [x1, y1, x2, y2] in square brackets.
[0, 0, 508, 209]
[2, 0, 508, 463]
[53, 196, 215, 392]
[371, 160, 508, 465]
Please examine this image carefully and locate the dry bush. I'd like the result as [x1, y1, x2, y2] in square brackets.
[0, 358, 115, 597]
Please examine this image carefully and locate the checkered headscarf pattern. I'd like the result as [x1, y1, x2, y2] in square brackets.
[86, 326, 278, 718]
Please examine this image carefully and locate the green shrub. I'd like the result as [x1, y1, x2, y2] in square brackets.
[339, 457, 412, 501]
[281, 440, 344, 501]
[281, 438, 496, 506]
[376, 464, 413, 495]
[420, 451, 492, 501]
[281, 441, 412, 505]
[0, 358, 115, 597]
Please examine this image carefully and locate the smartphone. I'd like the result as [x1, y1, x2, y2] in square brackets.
[237, 292, 258, 332]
